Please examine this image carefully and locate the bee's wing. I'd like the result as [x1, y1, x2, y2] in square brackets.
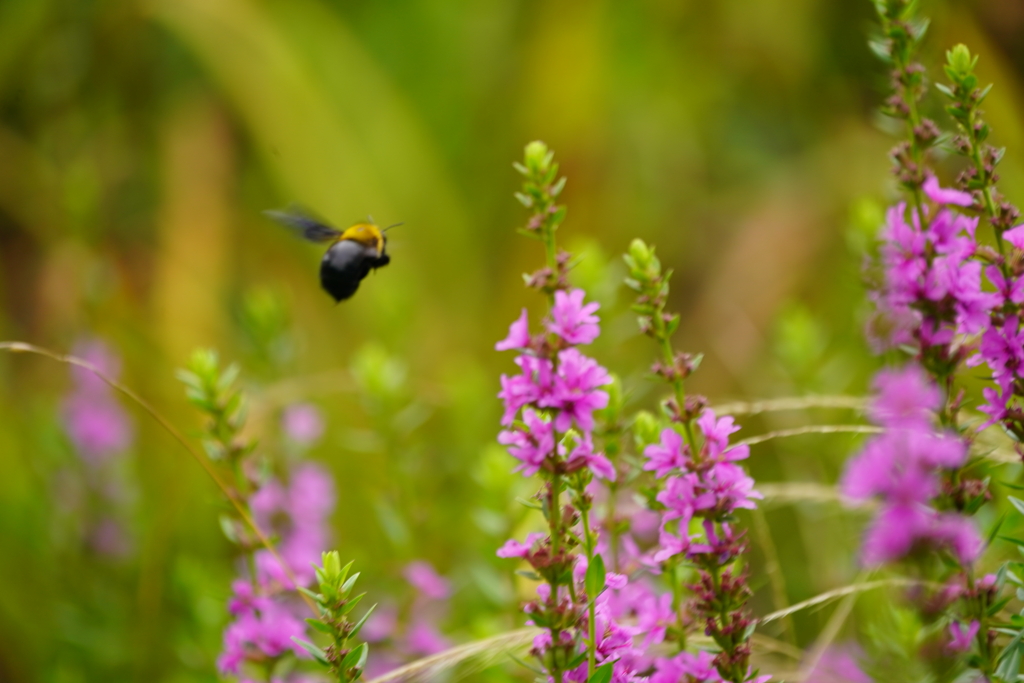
[264, 206, 342, 243]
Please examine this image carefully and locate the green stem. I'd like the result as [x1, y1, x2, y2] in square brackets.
[580, 503, 598, 676]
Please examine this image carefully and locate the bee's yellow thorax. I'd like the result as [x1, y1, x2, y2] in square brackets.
[339, 223, 385, 252]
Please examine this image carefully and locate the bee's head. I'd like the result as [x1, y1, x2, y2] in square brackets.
[339, 223, 386, 255]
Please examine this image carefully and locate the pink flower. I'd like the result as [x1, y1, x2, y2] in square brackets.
[405, 619, 451, 656]
[696, 410, 750, 463]
[251, 464, 335, 588]
[404, 561, 450, 601]
[548, 348, 611, 432]
[217, 589, 308, 674]
[947, 620, 980, 653]
[565, 435, 616, 480]
[861, 504, 981, 565]
[497, 355, 553, 425]
[496, 308, 532, 351]
[281, 403, 325, 445]
[1004, 224, 1024, 250]
[499, 409, 555, 476]
[62, 395, 133, 464]
[62, 340, 133, 465]
[546, 288, 600, 345]
[496, 532, 546, 558]
[644, 428, 690, 478]
[636, 591, 674, 648]
[651, 650, 723, 683]
[868, 366, 941, 429]
[804, 646, 870, 683]
[923, 175, 974, 207]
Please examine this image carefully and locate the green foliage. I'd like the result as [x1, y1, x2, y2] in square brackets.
[298, 552, 374, 682]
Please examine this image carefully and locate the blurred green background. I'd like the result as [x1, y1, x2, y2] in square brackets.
[3, 0, 1024, 681]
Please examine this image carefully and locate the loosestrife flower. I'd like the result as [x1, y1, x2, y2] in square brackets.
[645, 410, 761, 564]
[968, 224, 1024, 435]
[642, 409, 765, 682]
[63, 339, 133, 465]
[61, 338, 135, 556]
[870, 178, 996, 361]
[218, 580, 309, 675]
[219, 463, 336, 677]
[496, 277, 621, 677]
[281, 403, 325, 446]
[840, 366, 981, 565]
[252, 463, 337, 588]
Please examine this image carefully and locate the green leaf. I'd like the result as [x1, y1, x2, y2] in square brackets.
[1009, 497, 1024, 518]
[342, 642, 369, 673]
[995, 642, 1021, 680]
[988, 595, 1012, 617]
[341, 592, 365, 615]
[588, 662, 614, 683]
[292, 637, 330, 666]
[585, 553, 606, 600]
[219, 515, 239, 543]
[340, 571, 361, 596]
[988, 513, 1009, 546]
[996, 628, 1024, 661]
[306, 618, 333, 634]
[551, 176, 567, 197]
[350, 603, 377, 639]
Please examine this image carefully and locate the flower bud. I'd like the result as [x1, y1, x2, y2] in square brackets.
[628, 239, 654, 271]
[524, 140, 551, 175]
[945, 44, 974, 79]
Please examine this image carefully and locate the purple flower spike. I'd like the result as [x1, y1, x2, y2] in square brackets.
[62, 339, 133, 465]
[844, 367, 980, 567]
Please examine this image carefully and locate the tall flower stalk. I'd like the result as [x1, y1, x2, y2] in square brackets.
[626, 240, 766, 683]
[496, 141, 627, 682]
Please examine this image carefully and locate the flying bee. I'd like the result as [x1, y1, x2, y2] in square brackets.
[264, 207, 396, 302]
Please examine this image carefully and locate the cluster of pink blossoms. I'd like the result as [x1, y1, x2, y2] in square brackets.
[969, 225, 1024, 430]
[872, 175, 1024, 437]
[840, 367, 980, 565]
[497, 289, 650, 680]
[871, 176, 994, 356]
[60, 339, 135, 557]
[496, 288, 615, 480]
[218, 410, 337, 678]
[644, 411, 761, 563]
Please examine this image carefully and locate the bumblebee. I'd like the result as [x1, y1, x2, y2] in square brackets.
[265, 208, 391, 302]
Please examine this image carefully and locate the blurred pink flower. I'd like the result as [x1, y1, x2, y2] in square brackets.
[62, 339, 132, 465]
[404, 560, 450, 601]
[281, 403, 325, 446]
[947, 620, 980, 653]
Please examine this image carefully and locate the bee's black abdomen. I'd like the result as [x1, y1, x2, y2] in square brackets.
[319, 240, 389, 302]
